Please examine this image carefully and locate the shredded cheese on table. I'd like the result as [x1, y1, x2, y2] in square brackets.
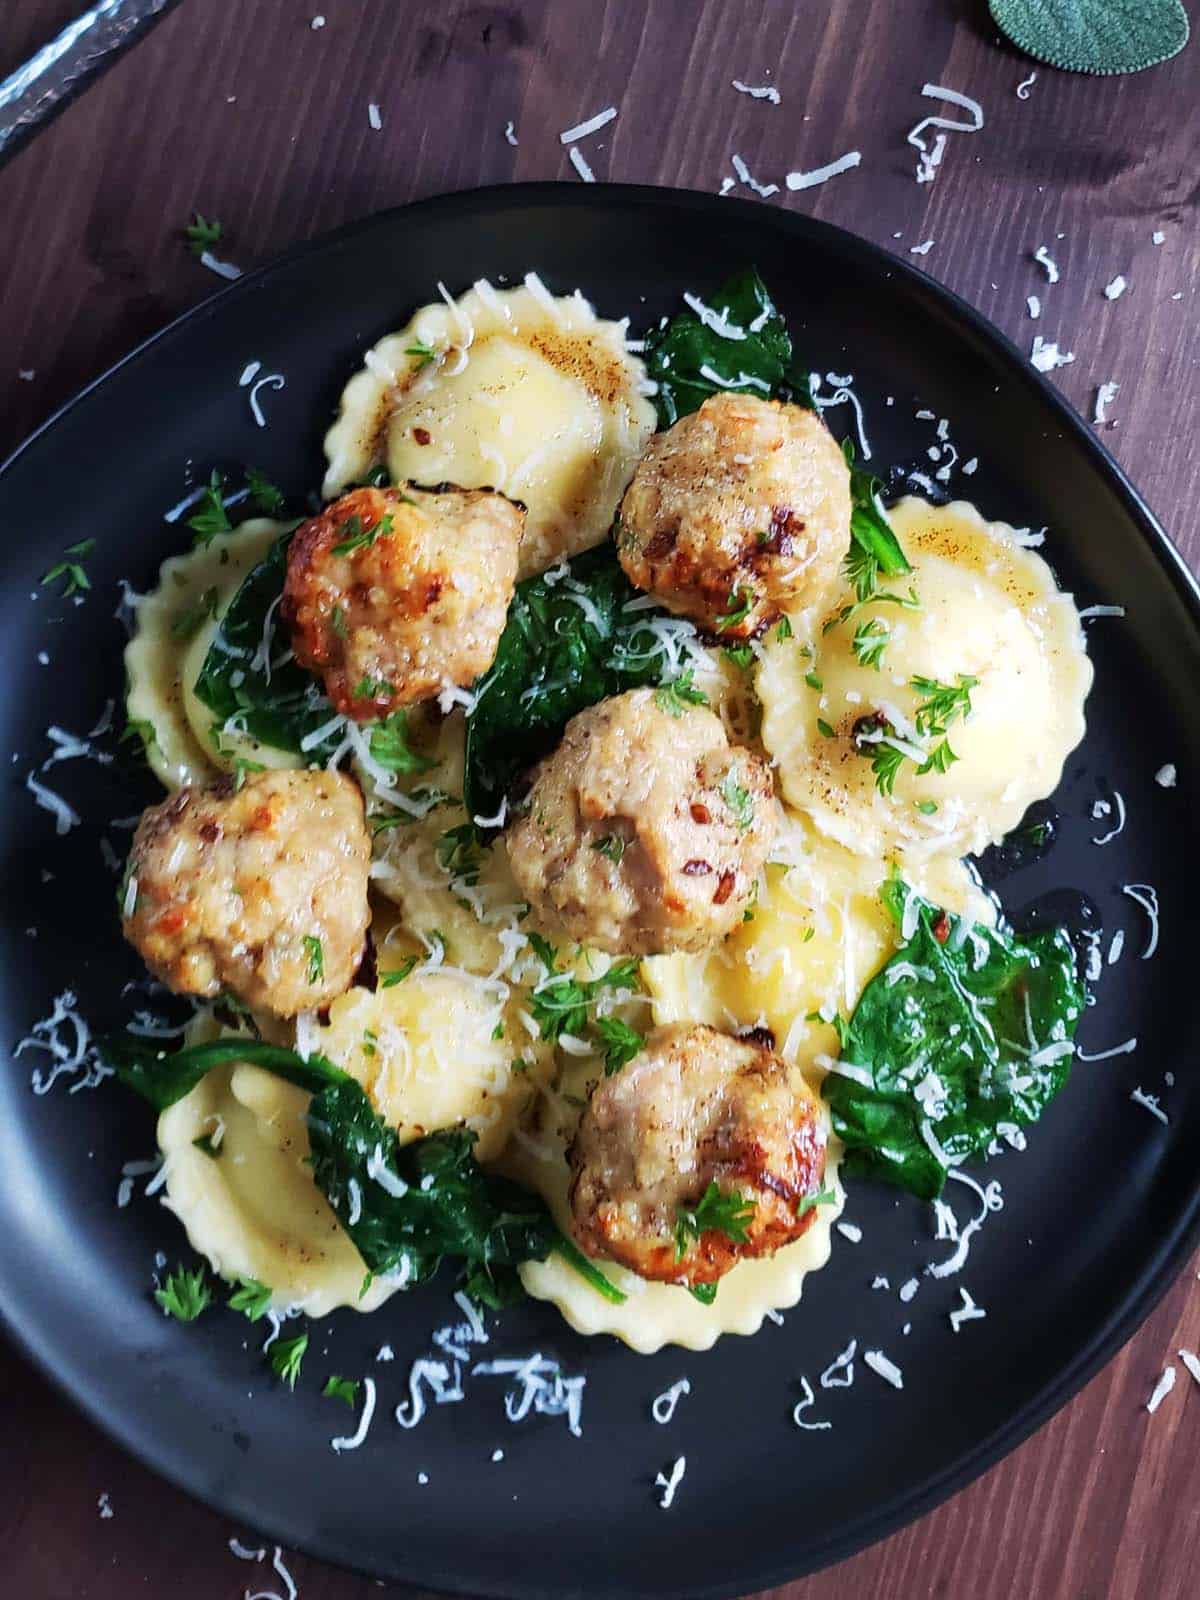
[1093, 381, 1119, 424]
[559, 107, 617, 143]
[651, 1377, 691, 1424]
[732, 80, 781, 104]
[654, 1456, 686, 1508]
[1146, 1366, 1176, 1413]
[792, 1377, 832, 1430]
[731, 153, 779, 199]
[331, 1376, 377, 1453]
[864, 1349, 904, 1389]
[785, 150, 861, 192]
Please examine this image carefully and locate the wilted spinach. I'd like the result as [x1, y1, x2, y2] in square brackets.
[823, 881, 1084, 1200]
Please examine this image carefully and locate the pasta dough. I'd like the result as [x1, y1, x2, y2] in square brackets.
[758, 498, 1092, 860]
[125, 519, 293, 789]
[322, 280, 656, 577]
[157, 1013, 397, 1315]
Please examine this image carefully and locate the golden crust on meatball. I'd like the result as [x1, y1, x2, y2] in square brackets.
[568, 1022, 828, 1285]
[282, 483, 523, 721]
[504, 688, 776, 956]
[122, 769, 371, 1017]
[617, 393, 851, 637]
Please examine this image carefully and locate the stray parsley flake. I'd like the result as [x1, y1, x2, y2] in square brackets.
[405, 340, 439, 368]
[353, 676, 395, 701]
[723, 643, 754, 670]
[380, 955, 418, 987]
[323, 1375, 360, 1407]
[816, 717, 836, 739]
[526, 938, 641, 1042]
[796, 1185, 837, 1218]
[911, 674, 977, 737]
[852, 617, 890, 670]
[154, 1264, 211, 1322]
[368, 710, 435, 775]
[674, 1182, 756, 1259]
[332, 511, 394, 557]
[805, 671, 824, 691]
[719, 768, 754, 831]
[270, 1331, 309, 1390]
[330, 605, 348, 639]
[303, 935, 324, 984]
[185, 470, 233, 544]
[170, 586, 219, 640]
[244, 467, 285, 514]
[688, 1282, 718, 1305]
[228, 1277, 273, 1321]
[41, 538, 95, 597]
[591, 833, 626, 865]
[715, 585, 754, 634]
[915, 798, 940, 816]
[184, 213, 223, 255]
[654, 670, 709, 716]
[776, 615, 793, 641]
[594, 1016, 644, 1075]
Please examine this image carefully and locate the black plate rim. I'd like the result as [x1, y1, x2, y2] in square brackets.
[2, 181, 1199, 1597]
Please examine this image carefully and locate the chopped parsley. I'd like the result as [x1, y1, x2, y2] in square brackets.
[776, 615, 793, 641]
[330, 605, 348, 639]
[368, 710, 435, 774]
[526, 937, 641, 1041]
[915, 798, 940, 816]
[380, 955, 418, 987]
[918, 739, 958, 776]
[805, 671, 824, 691]
[816, 717, 836, 739]
[232, 756, 265, 791]
[121, 718, 158, 754]
[674, 1182, 755, 1259]
[851, 617, 890, 670]
[323, 1375, 360, 1407]
[591, 833, 626, 865]
[912, 674, 978, 737]
[719, 768, 754, 831]
[269, 1331, 309, 1390]
[303, 935, 324, 984]
[405, 340, 439, 368]
[154, 1264, 211, 1322]
[796, 1185, 837, 1218]
[594, 1016, 644, 1075]
[244, 467, 285, 514]
[654, 669, 708, 717]
[41, 539, 95, 598]
[688, 1282, 718, 1305]
[185, 470, 233, 544]
[353, 676, 395, 701]
[715, 585, 754, 634]
[436, 822, 483, 884]
[184, 213, 223, 255]
[866, 737, 908, 797]
[723, 643, 755, 670]
[228, 1277, 273, 1321]
[332, 511, 394, 557]
[362, 1029, 378, 1058]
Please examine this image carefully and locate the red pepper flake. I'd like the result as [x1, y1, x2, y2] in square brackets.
[682, 859, 712, 876]
[932, 912, 951, 944]
[713, 869, 735, 905]
[690, 802, 711, 825]
[412, 426, 432, 445]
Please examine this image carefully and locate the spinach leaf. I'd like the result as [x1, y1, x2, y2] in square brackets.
[643, 268, 810, 427]
[823, 880, 1084, 1200]
[192, 532, 342, 762]
[462, 543, 682, 818]
[100, 1033, 556, 1285]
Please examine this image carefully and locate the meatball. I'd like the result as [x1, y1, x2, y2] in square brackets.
[568, 1023, 828, 1285]
[505, 687, 775, 955]
[122, 769, 371, 1017]
[617, 392, 851, 637]
[283, 483, 523, 720]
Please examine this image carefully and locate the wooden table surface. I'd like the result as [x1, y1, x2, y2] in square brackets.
[1, 3, 1198, 1597]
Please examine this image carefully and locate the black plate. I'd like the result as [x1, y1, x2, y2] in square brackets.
[1, 185, 1198, 1599]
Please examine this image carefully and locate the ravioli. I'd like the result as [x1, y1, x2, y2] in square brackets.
[311, 968, 542, 1162]
[758, 498, 1092, 860]
[125, 519, 294, 789]
[322, 278, 656, 578]
[507, 1049, 844, 1353]
[157, 1015, 398, 1315]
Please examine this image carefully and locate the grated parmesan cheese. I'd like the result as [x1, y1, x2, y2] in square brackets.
[820, 1339, 856, 1388]
[949, 1287, 986, 1332]
[559, 107, 617, 144]
[654, 1456, 686, 1508]
[568, 147, 595, 183]
[906, 84, 983, 184]
[1033, 246, 1060, 283]
[1030, 336, 1075, 372]
[1146, 1365, 1176, 1412]
[331, 1375, 377, 1453]
[651, 1377, 691, 1424]
[836, 1221, 863, 1244]
[504, 121, 518, 146]
[1178, 1350, 1200, 1386]
[784, 150, 861, 191]
[1130, 1086, 1168, 1126]
[863, 1349, 904, 1389]
[730, 153, 779, 199]
[368, 102, 382, 131]
[792, 1376, 832, 1431]
[199, 250, 242, 281]
[1121, 883, 1160, 959]
[1027, 295, 1041, 319]
[1103, 275, 1127, 301]
[1154, 763, 1177, 788]
[909, 240, 935, 256]
[1016, 71, 1037, 99]
[1093, 381, 1119, 424]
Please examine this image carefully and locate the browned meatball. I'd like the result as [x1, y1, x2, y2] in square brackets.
[505, 688, 775, 955]
[568, 1023, 828, 1285]
[617, 392, 851, 637]
[283, 483, 523, 721]
[122, 769, 370, 1017]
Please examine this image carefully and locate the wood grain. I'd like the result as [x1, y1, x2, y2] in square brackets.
[0, 2, 1197, 1597]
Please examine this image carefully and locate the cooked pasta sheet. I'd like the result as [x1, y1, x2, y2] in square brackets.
[758, 498, 1092, 859]
[125, 518, 294, 789]
[322, 280, 656, 577]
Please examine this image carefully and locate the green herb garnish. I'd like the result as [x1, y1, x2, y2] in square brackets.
[184, 213, 223, 255]
[380, 955, 418, 987]
[405, 340, 439, 368]
[654, 669, 709, 717]
[591, 833, 626, 865]
[332, 511, 394, 557]
[323, 1375, 360, 1407]
[554, 1234, 627, 1304]
[719, 769, 754, 832]
[674, 1182, 756, 1259]
[245, 467, 285, 514]
[594, 1016, 644, 1074]
[228, 1277, 273, 1321]
[303, 935, 324, 984]
[715, 586, 754, 635]
[41, 539, 95, 597]
[270, 1332, 309, 1390]
[186, 471, 233, 544]
[154, 1264, 211, 1322]
[852, 617, 890, 670]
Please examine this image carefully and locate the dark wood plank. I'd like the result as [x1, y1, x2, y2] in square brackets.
[0, 3, 1197, 1597]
